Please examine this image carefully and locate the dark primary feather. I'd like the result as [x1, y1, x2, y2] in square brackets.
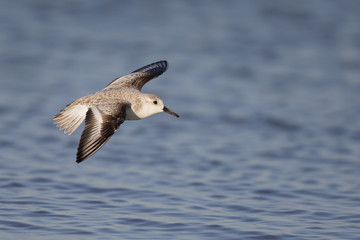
[76, 103, 127, 163]
[105, 60, 168, 90]
[131, 60, 168, 75]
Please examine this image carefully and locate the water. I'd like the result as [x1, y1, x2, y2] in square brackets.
[1, 0, 360, 239]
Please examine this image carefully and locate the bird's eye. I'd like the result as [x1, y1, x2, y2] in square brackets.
[153, 101, 158, 104]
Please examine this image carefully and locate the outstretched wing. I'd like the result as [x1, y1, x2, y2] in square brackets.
[105, 60, 168, 90]
[76, 102, 129, 163]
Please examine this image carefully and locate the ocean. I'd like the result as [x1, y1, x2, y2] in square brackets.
[1, 1, 360, 239]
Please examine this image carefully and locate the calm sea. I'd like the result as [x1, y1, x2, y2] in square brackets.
[1, 1, 360, 239]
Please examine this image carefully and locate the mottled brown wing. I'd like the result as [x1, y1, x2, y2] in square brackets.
[76, 103, 129, 163]
[105, 60, 168, 90]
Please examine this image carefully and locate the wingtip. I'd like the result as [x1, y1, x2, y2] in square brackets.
[159, 60, 168, 71]
[76, 155, 86, 163]
[76, 150, 89, 163]
[76, 151, 86, 163]
[159, 60, 168, 69]
[131, 60, 169, 74]
[76, 156, 82, 163]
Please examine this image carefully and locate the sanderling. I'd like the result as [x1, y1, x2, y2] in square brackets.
[53, 60, 179, 163]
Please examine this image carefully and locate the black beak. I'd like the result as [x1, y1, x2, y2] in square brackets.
[163, 106, 179, 118]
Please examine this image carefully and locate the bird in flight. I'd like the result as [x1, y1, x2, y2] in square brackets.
[53, 61, 179, 163]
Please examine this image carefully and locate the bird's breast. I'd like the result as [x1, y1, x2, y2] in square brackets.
[125, 106, 142, 120]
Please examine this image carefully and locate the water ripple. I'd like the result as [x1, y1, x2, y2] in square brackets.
[1, 1, 360, 240]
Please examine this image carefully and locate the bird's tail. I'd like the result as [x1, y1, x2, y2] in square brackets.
[53, 104, 88, 135]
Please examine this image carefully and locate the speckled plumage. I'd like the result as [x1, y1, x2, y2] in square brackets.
[53, 61, 179, 163]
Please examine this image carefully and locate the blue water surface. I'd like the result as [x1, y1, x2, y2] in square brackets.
[1, 1, 360, 239]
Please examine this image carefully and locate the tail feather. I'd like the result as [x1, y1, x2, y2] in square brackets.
[53, 104, 88, 135]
